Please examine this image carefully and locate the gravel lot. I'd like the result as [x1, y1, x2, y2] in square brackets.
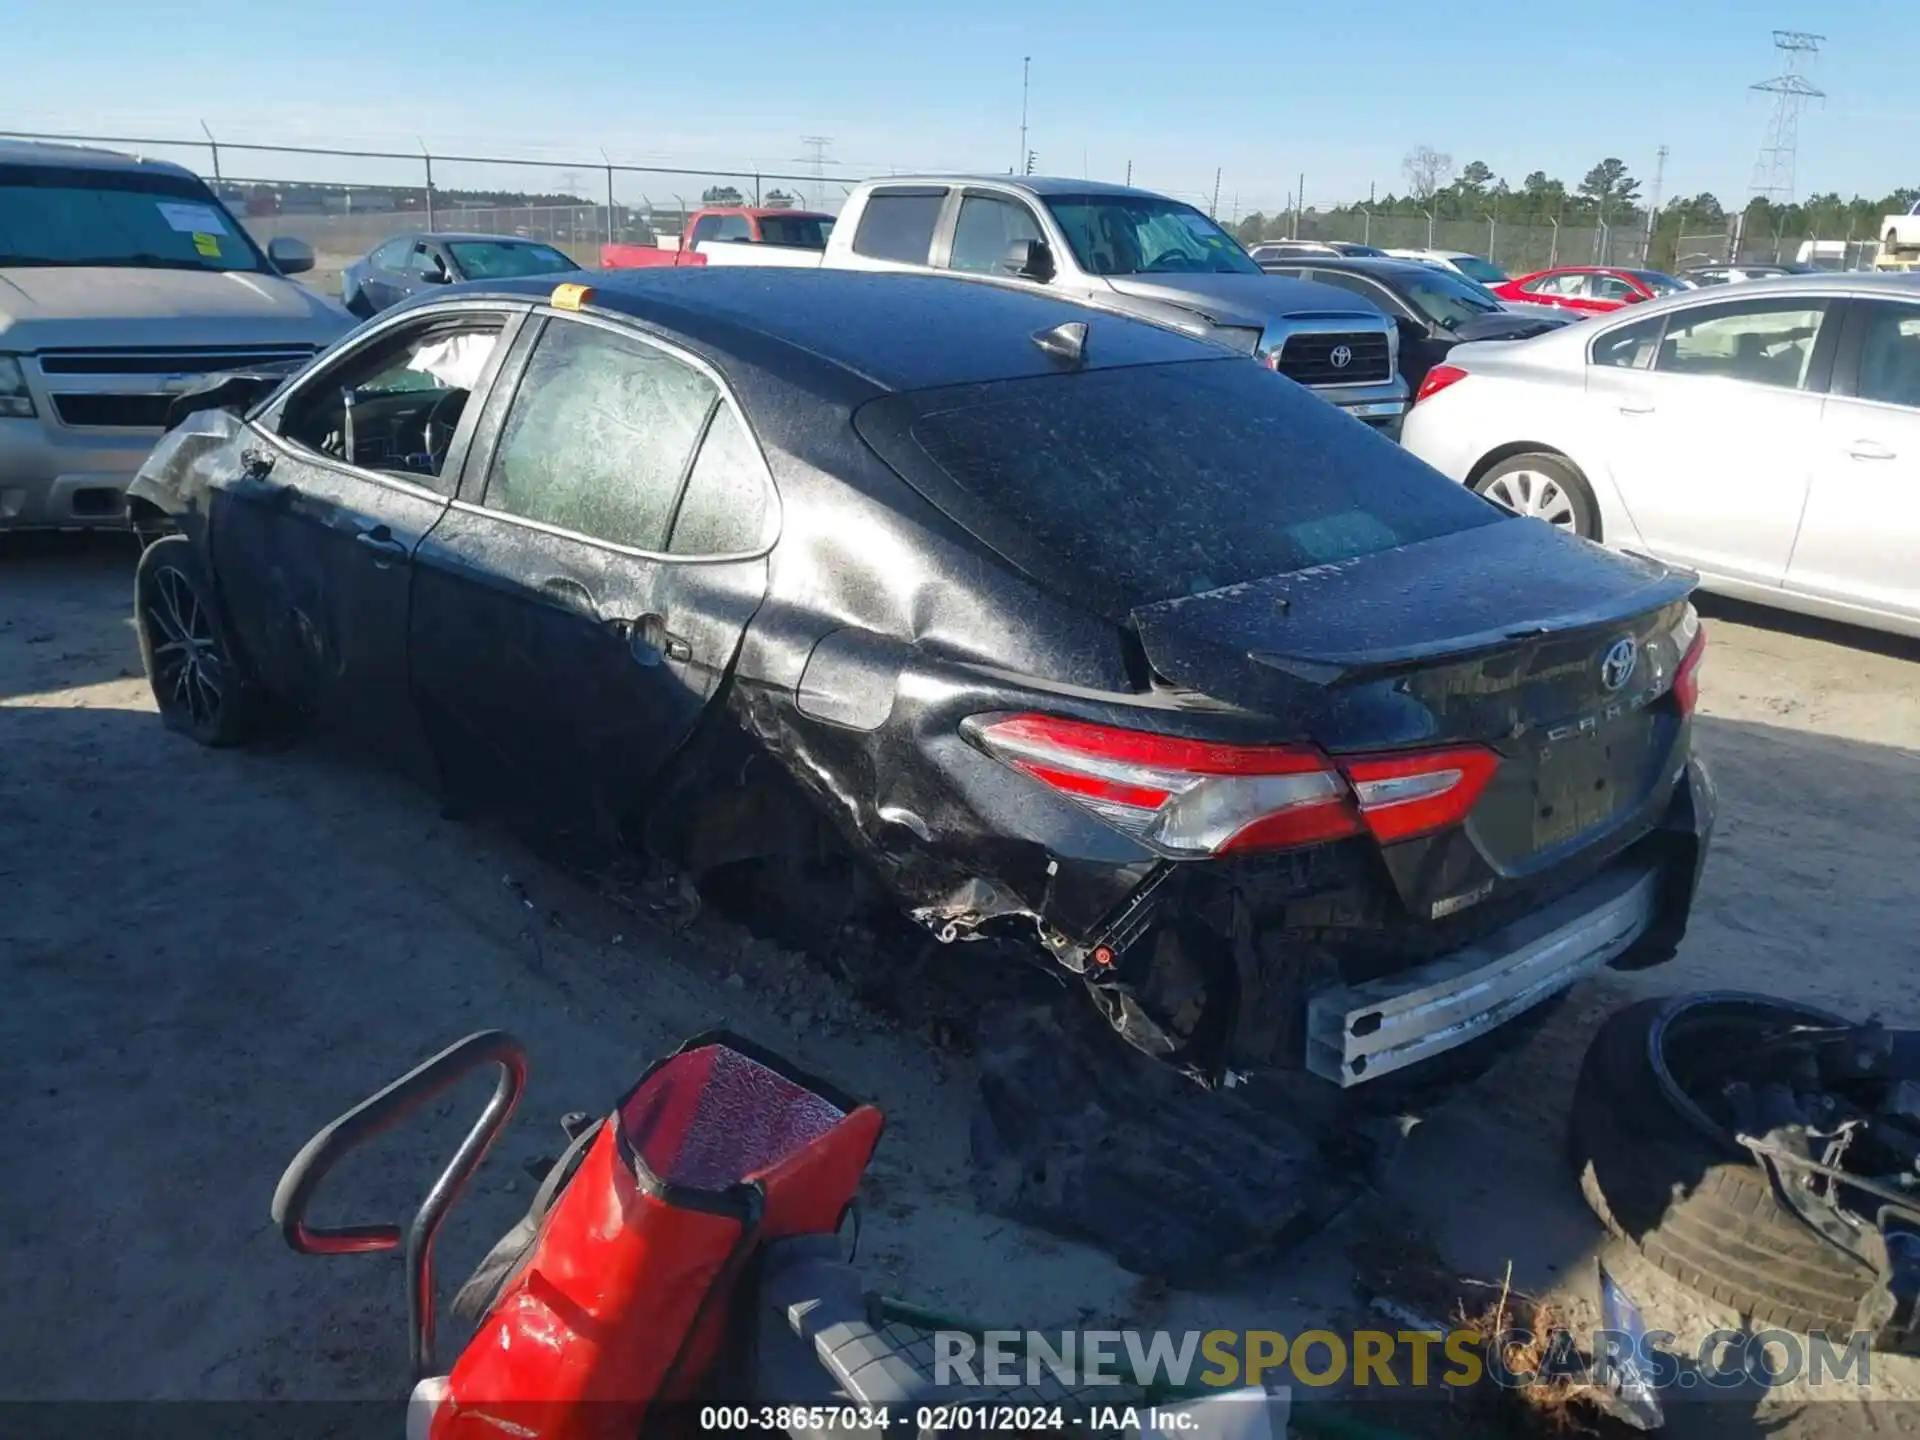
[3, 533, 1918, 1435]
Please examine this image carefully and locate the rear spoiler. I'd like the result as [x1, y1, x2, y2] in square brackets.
[163, 367, 300, 430]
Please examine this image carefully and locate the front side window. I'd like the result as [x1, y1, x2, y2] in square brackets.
[484, 320, 717, 550]
[689, 215, 721, 246]
[278, 319, 504, 491]
[445, 241, 576, 279]
[1653, 299, 1828, 390]
[407, 244, 447, 280]
[0, 163, 269, 274]
[851, 191, 945, 264]
[1590, 273, 1640, 302]
[947, 195, 1044, 275]
[1630, 270, 1688, 297]
[1044, 194, 1260, 276]
[1854, 301, 1920, 409]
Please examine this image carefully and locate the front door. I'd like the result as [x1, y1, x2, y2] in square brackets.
[1791, 296, 1920, 623]
[410, 311, 774, 849]
[1590, 293, 1834, 584]
[213, 306, 522, 781]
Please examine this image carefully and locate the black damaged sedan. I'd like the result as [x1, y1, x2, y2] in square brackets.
[126, 269, 1713, 1090]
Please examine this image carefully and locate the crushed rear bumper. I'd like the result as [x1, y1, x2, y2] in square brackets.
[1305, 754, 1715, 1087]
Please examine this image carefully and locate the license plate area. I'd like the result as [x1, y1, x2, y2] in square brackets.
[1474, 706, 1669, 867]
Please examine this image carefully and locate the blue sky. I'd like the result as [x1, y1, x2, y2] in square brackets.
[3, 0, 1914, 214]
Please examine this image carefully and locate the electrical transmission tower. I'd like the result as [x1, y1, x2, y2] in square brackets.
[798, 136, 832, 203]
[1749, 31, 1824, 205]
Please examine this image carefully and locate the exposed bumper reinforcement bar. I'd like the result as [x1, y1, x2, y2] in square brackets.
[1305, 864, 1660, 1086]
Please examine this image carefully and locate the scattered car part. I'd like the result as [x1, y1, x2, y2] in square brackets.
[1569, 993, 1882, 1336]
[970, 1000, 1360, 1279]
[130, 270, 1715, 1095]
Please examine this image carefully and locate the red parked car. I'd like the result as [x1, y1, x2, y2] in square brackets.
[1491, 265, 1690, 315]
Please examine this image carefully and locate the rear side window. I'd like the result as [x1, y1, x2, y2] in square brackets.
[852, 191, 944, 264]
[370, 239, 411, 269]
[1589, 314, 1664, 369]
[484, 320, 717, 550]
[669, 405, 772, 555]
[856, 360, 1499, 617]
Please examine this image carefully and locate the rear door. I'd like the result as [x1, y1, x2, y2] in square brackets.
[1588, 293, 1836, 583]
[1789, 296, 1920, 621]
[218, 305, 523, 781]
[409, 310, 776, 845]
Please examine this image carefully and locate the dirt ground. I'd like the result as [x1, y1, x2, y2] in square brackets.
[3, 532, 1918, 1435]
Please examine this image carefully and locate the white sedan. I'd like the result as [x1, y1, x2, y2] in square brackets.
[1401, 272, 1920, 638]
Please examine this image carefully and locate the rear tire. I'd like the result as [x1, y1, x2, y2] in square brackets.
[1568, 995, 1877, 1335]
[134, 535, 266, 747]
[1473, 451, 1600, 540]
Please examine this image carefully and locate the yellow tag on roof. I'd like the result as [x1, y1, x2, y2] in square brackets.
[550, 282, 595, 311]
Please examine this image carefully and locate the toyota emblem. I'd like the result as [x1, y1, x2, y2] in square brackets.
[1600, 636, 1638, 691]
[1329, 344, 1353, 370]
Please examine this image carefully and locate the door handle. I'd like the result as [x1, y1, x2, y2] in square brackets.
[1847, 440, 1896, 461]
[355, 524, 408, 562]
[1617, 403, 1655, 415]
[612, 612, 691, 666]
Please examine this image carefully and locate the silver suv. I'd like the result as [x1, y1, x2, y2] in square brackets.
[0, 140, 353, 529]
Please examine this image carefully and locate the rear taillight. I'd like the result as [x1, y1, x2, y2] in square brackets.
[1414, 363, 1469, 404]
[1672, 609, 1706, 717]
[1341, 746, 1501, 844]
[967, 714, 1498, 857]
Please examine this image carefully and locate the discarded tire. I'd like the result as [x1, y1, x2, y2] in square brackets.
[1568, 993, 1876, 1334]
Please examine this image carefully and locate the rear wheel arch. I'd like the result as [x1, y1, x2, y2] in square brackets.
[1467, 444, 1603, 542]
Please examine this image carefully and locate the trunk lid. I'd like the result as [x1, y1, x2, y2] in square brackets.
[1130, 519, 1696, 883]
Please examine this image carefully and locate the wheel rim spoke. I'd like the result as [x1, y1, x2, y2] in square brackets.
[1488, 471, 1579, 532]
[146, 565, 226, 728]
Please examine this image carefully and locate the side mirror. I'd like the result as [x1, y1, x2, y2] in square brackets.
[419, 269, 450, 284]
[1002, 238, 1055, 282]
[267, 236, 315, 276]
[1621, 291, 1646, 304]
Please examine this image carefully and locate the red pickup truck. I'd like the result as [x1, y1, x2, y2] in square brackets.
[601, 207, 835, 269]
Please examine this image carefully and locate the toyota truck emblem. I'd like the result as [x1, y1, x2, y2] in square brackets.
[1600, 636, 1638, 691]
[1329, 344, 1353, 369]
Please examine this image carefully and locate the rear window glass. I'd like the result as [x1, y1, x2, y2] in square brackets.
[857, 360, 1499, 616]
[851, 192, 943, 264]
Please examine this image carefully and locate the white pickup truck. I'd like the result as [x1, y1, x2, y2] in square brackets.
[1881, 200, 1920, 263]
[719, 175, 1409, 429]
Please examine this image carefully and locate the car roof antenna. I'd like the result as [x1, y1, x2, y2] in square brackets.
[1031, 321, 1089, 366]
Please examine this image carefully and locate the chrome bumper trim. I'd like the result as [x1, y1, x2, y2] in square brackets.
[1305, 864, 1660, 1086]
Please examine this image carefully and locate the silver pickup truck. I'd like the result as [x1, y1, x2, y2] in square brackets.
[0, 140, 353, 529]
[706, 175, 1408, 430]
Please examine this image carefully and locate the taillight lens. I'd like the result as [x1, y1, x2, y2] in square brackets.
[1414, 363, 1468, 404]
[967, 714, 1498, 857]
[1672, 608, 1706, 717]
[1341, 746, 1502, 845]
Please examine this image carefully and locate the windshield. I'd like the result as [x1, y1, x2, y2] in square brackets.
[1631, 269, 1688, 296]
[1401, 270, 1504, 330]
[446, 240, 577, 278]
[857, 359, 1498, 616]
[0, 165, 268, 273]
[1449, 254, 1508, 284]
[1044, 195, 1261, 277]
[757, 214, 832, 249]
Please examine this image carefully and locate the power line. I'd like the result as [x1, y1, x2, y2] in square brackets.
[1749, 30, 1825, 205]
